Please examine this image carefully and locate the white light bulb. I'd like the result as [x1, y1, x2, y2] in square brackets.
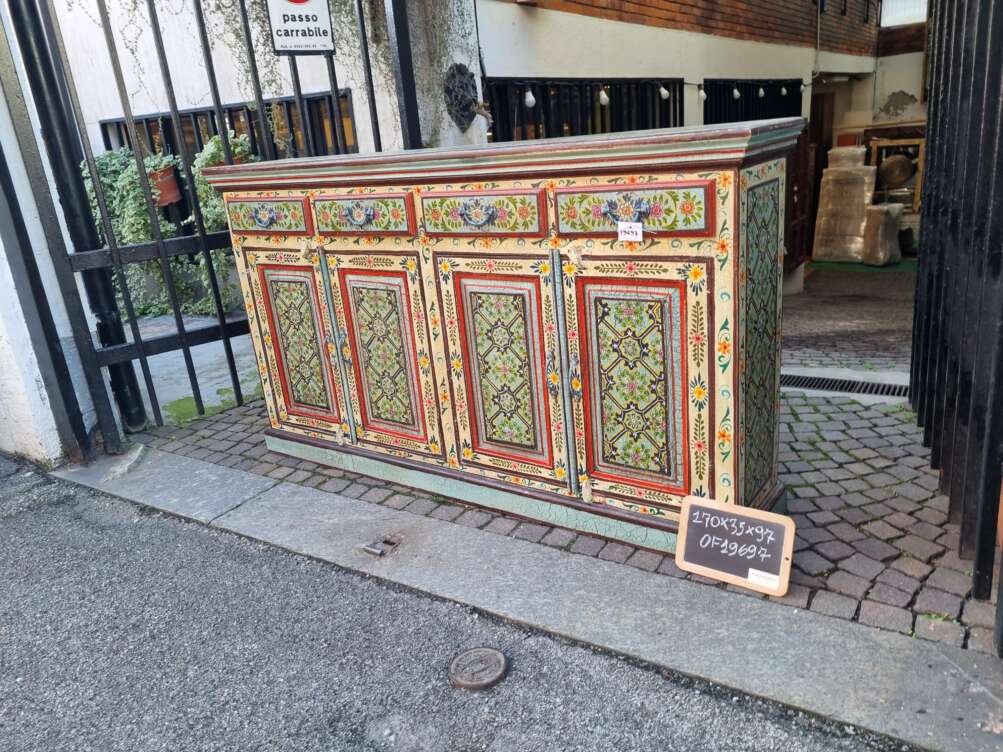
[599, 89, 610, 106]
[524, 88, 536, 109]
[758, 87, 765, 98]
[780, 86, 788, 96]
[698, 87, 707, 102]
[732, 87, 741, 100]
[659, 85, 670, 100]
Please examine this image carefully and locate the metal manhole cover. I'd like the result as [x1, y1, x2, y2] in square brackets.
[448, 647, 508, 690]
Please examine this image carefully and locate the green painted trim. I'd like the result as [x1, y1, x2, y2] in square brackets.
[266, 434, 678, 553]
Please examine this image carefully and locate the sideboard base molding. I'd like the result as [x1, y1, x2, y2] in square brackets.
[265, 431, 680, 553]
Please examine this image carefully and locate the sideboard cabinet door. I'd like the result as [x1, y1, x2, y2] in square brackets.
[562, 255, 714, 514]
[324, 250, 445, 461]
[435, 252, 572, 490]
[239, 247, 344, 441]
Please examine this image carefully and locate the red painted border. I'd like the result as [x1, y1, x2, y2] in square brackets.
[452, 272, 555, 470]
[257, 263, 340, 424]
[553, 179, 717, 240]
[576, 275, 690, 496]
[312, 192, 416, 237]
[421, 188, 548, 239]
[227, 196, 314, 236]
[338, 267, 429, 445]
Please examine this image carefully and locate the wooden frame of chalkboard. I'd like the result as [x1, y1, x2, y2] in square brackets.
[675, 496, 795, 597]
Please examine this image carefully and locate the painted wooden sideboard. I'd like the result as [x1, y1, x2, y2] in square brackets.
[205, 117, 803, 553]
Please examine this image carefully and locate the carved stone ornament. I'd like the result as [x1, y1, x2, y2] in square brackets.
[443, 62, 478, 132]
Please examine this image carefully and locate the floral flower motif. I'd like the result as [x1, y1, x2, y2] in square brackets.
[717, 340, 731, 356]
[717, 428, 732, 444]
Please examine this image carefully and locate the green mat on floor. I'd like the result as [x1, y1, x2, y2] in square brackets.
[807, 258, 918, 273]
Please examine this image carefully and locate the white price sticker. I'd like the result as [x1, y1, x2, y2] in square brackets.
[617, 221, 643, 242]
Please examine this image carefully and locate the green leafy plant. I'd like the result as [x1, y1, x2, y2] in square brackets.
[189, 132, 255, 232]
[112, 152, 180, 245]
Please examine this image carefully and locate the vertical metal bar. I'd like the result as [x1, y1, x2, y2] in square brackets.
[93, 0, 205, 414]
[192, 0, 233, 165]
[382, 0, 421, 149]
[190, 113, 204, 151]
[7, 0, 145, 439]
[242, 106, 259, 155]
[236, 0, 274, 160]
[280, 100, 294, 156]
[354, 0, 382, 151]
[325, 54, 347, 154]
[288, 58, 315, 158]
[40, 0, 164, 427]
[144, 0, 245, 409]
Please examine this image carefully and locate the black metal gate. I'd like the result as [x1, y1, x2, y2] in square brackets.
[2, 0, 381, 459]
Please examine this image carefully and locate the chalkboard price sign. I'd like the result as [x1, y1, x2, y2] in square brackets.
[675, 496, 795, 597]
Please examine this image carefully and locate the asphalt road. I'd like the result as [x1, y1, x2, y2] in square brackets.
[0, 455, 912, 752]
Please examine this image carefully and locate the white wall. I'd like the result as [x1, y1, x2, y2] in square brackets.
[476, 0, 877, 126]
[874, 52, 926, 121]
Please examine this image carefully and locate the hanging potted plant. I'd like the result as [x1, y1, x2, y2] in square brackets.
[146, 152, 181, 207]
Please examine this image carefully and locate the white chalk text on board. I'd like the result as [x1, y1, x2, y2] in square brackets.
[266, 0, 334, 55]
[675, 496, 795, 597]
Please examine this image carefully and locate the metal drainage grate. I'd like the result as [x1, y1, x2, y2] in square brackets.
[780, 374, 910, 399]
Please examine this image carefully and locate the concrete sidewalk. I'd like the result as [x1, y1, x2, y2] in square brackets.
[55, 446, 1003, 752]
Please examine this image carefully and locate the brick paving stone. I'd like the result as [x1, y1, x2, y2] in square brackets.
[962, 599, 994, 628]
[268, 466, 294, 480]
[769, 584, 811, 609]
[216, 455, 243, 468]
[822, 467, 853, 481]
[876, 568, 921, 596]
[250, 462, 278, 476]
[809, 591, 858, 620]
[913, 587, 962, 619]
[626, 550, 664, 572]
[430, 504, 464, 522]
[794, 550, 834, 576]
[863, 487, 894, 502]
[815, 483, 845, 497]
[807, 510, 839, 525]
[827, 571, 872, 599]
[908, 521, 944, 541]
[814, 540, 856, 561]
[914, 616, 964, 647]
[968, 627, 994, 653]
[890, 556, 933, 579]
[895, 534, 944, 562]
[541, 528, 576, 548]
[341, 483, 369, 499]
[926, 567, 971, 597]
[862, 502, 893, 517]
[792, 486, 820, 499]
[842, 492, 871, 508]
[840, 479, 870, 493]
[302, 475, 326, 489]
[851, 537, 900, 562]
[599, 542, 634, 563]
[570, 536, 605, 557]
[382, 493, 414, 510]
[657, 557, 688, 578]
[361, 487, 393, 503]
[813, 496, 844, 512]
[883, 497, 920, 514]
[861, 520, 902, 541]
[456, 510, 492, 528]
[866, 473, 899, 488]
[483, 517, 518, 536]
[405, 498, 439, 516]
[858, 601, 913, 634]
[786, 499, 818, 514]
[317, 467, 346, 478]
[827, 522, 866, 543]
[513, 522, 550, 543]
[866, 582, 912, 608]
[793, 536, 810, 552]
[836, 508, 872, 525]
[799, 526, 835, 544]
[934, 550, 969, 573]
[284, 469, 312, 484]
[884, 512, 917, 529]
[840, 553, 884, 579]
[914, 507, 948, 526]
[895, 483, 933, 502]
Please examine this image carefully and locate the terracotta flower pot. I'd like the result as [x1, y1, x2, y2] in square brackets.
[149, 165, 180, 207]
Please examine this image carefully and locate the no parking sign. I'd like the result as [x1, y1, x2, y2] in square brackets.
[266, 0, 335, 55]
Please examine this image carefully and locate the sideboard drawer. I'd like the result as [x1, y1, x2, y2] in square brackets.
[421, 189, 547, 238]
[313, 193, 416, 236]
[226, 196, 312, 235]
[554, 180, 715, 239]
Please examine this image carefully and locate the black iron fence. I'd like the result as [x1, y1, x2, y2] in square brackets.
[100, 91, 359, 159]
[703, 79, 803, 125]
[911, 0, 1003, 650]
[484, 78, 684, 143]
[4, 0, 378, 458]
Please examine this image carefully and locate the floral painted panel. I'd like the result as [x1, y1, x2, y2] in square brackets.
[314, 194, 413, 235]
[742, 175, 782, 504]
[555, 183, 711, 236]
[343, 274, 422, 436]
[579, 281, 686, 491]
[458, 278, 549, 462]
[266, 276, 330, 411]
[422, 191, 546, 236]
[227, 198, 310, 234]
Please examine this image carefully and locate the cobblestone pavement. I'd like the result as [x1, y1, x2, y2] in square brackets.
[782, 268, 914, 372]
[131, 389, 993, 654]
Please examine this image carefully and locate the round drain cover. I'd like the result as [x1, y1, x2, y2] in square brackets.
[448, 647, 508, 690]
